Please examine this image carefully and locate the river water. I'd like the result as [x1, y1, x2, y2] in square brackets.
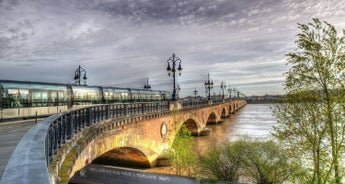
[194, 103, 277, 155]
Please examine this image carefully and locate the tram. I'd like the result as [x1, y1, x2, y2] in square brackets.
[0, 80, 171, 121]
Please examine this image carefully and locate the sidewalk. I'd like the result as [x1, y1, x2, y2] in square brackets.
[0, 119, 40, 178]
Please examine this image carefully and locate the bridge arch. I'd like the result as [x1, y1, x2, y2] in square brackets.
[206, 111, 220, 124]
[221, 107, 228, 118]
[230, 103, 236, 114]
[182, 118, 199, 136]
[71, 133, 164, 176]
[93, 147, 151, 168]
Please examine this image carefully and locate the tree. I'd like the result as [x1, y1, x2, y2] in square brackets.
[272, 18, 345, 183]
[240, 139, 302, 184]
[168, 124, 198, 176]
[273, 91, 328, 183]
[200, 138, 298, 184]
[200, 140, 242, 182]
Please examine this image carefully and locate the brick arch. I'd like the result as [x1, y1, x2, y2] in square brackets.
[92, 147, 151, 168]
[228, 104, 233, 114]
[221, 107, 228, 118]
[230, 103, 236, 114]
[71, 133, 164, 176]
[206, 111, 220, 124]
[182, 118, 199, 136]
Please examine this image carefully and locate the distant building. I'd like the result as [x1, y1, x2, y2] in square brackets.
[246, 94, 283, 104]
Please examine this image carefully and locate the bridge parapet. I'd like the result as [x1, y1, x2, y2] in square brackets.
[180, 100, 209, 109]
[0, 100, 246, 184]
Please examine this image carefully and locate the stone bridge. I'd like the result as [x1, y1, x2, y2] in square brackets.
[0, 100, 246, 184]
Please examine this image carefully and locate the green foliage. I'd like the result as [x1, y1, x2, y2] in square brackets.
[273, 18, 345, 184]
[200, 138, 299, 184]
[200, 141, 241, 182]
[58, 146, 78, 184]
[240, 140, 298, 184]
[272, 94, 329, 183]
[168, 124, 198, 176]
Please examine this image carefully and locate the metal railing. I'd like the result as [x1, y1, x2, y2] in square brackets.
[45, 101, 169, 163]
[181, 98, 234, 109]
[181, 99, 208, 109]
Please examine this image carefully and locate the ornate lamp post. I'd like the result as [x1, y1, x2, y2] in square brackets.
[193, 86, 198, 99]
[144, 77, 151, 90]
[74, 65, 87, 85]
[228, 85, 232, 99]
[166, 53, 182, 101]
[232, 88, 237, 99]
[177, 84, 181, 100]
[204, 73, 214, 100]
[220, 81, 226, 100]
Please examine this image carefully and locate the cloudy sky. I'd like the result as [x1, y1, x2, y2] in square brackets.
[1, 0, 345, 97]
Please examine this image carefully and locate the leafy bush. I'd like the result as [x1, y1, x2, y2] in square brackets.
[200, 138, 301, 184]
[168, 124, 198, 176]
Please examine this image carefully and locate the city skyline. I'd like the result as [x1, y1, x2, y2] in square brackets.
[1, 0, 345, 97]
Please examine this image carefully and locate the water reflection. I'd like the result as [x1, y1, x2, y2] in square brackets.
[194, 104, 277, 155]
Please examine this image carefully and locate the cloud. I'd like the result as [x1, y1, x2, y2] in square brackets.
[0, 0, 345, 97]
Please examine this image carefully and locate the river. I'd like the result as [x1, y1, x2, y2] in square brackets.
[194, 103, 277, 155]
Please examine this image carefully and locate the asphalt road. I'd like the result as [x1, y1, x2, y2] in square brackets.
[0, 120, 38, 178]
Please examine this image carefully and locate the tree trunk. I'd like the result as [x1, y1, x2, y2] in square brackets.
[325, 91, 340, 183]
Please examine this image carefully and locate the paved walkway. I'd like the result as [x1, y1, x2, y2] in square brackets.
[69, 164, 198, 184]
[0, 119, 41, 178]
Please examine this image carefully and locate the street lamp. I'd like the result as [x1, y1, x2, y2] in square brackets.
[220, 81, 226, 100]
[74, 65, 87, 85]
[204, 73, 214, 100]
[177, 84, 181, 100]
[193, 86, 198, 99]
[228, 85, 232, 99]
[166, 53, 182, 101]
[232, 88, 237, 99]
[144, 77, 151, 90]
